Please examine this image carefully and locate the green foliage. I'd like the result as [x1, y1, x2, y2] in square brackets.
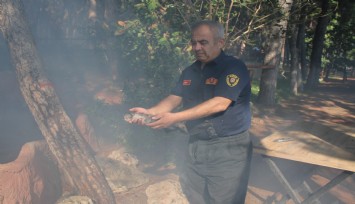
[323, 0, 354, 69]
[251, 76, 292, 103]
[304, 0, 354, 71]
[197, 0, 283, 52]
[115, 1, 192, 106]
[251, 79, 260, 102]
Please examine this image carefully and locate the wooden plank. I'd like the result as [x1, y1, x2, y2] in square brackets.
[263, 156, 303, 204]
[254, 130, 355, 172]
[301, 171, 353, 204]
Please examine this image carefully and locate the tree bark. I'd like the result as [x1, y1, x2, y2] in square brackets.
[257, 0, 291, 105]
[256, 17, 282, 105]
[0, 0, 116, 203]
[297, 3, 307, 81]
[102, 0, 121, 82]
[87, 0, 122, 82]
[288, 0, 302, 95]
[305, 0, 331, 89]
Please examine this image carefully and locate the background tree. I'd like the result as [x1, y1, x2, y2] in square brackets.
[323, 0, 354, 82]
[256, 0, 292, 105]
[306, 0, 332, 89]
[297, 3, 308, 81]
[288, 0, 303, 95]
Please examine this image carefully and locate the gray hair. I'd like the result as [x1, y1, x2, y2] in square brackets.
[191, 20, 225, 40]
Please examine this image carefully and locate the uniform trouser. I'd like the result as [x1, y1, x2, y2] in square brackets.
[180, 130, 252, 204]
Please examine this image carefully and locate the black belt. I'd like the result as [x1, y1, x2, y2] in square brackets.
[189, 130, 249, 143]
[189, 127, 218, 141]
[188, 120, 218, 142]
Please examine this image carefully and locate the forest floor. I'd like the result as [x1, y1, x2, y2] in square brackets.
[1, 62, 354, 203]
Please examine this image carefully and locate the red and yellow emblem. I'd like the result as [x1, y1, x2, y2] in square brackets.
[205, 77, 218, 85]
[226, 74, 239, 87]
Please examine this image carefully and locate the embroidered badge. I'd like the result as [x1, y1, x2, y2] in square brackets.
[226, 74, 239, 87]
[183, 80, 191, 86]
[205, 77, 218, 85]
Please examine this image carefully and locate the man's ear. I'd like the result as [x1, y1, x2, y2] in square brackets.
[218, 38, 225, 49]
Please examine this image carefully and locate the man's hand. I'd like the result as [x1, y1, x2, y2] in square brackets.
[146, 112, 178, 129]
[129, 107, 152, 125]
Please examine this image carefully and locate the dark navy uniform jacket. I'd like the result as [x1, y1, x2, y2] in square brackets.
[171, 51, 251, 137]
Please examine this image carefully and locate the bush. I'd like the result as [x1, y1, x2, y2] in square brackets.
[115, 2, 193, 106]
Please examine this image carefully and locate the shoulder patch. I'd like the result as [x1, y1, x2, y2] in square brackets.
[183, 80, 191, 86]
[226, 74, 239, 87]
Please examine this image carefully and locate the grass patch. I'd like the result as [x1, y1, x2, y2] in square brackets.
[276, 77, 292, 101]
[251, 77, 294, 104]
[251, 80, 260, 102]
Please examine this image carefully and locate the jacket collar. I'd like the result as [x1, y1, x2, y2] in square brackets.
[192, 50, 226, 71]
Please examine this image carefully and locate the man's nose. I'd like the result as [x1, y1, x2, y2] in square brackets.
[193, 43, 201, 51]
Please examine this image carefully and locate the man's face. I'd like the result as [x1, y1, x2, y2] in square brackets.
[191, 25, 224, 64]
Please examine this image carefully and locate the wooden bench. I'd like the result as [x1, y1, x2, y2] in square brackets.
[253, 123, 355, 204]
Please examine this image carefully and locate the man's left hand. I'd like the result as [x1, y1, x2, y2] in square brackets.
[146, 112, 178, 129]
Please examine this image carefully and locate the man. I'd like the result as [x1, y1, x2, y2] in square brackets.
[129, 20, 252, 204]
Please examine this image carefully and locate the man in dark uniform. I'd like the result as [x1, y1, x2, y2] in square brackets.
[129, 20, 252, 204]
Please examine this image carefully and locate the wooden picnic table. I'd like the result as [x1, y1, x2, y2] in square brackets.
[253, 122, 355, 204]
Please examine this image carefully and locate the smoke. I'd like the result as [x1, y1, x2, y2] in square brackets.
[0, 37, 42, 163]
[0, 1, 105, 163]
[1, 0, 185, 167]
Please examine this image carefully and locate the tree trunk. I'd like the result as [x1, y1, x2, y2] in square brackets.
[0, 0, 116, 203]
[87, 0, 122, 82]
[103, 0, 121, 82]
[343, 66, 348, 82]
[323, 59, 334, 82]
[297, 3, 307, 81]
[305, 0, 331, 89]
[257, 0, 291, 105]
[256, 20, 282, 105]
[288, 0, 302, 95]
[282, 35, 290, 73]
